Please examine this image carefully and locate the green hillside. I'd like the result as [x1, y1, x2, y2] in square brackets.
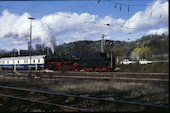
[0, 34, 168, 60]
[54, 34, 169, 60]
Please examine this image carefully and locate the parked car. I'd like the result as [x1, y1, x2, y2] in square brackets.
[139, 59, 152, 64]
[120, 59, 137, 65]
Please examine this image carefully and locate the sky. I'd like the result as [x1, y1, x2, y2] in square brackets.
[0, 0, 169, 51]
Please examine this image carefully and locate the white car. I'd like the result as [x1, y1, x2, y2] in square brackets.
[120, 59, 136, 65]
[139, 59, 152, 64]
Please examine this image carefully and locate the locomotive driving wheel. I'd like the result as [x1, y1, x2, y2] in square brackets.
[48, 64, 54, 70]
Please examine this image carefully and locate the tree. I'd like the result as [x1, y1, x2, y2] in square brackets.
[35, 44, 45, 52]
[132, 45, 152, 60]
[12, 49, 18, 57]
[44, 47, 53, 55]
[130, 51, 140, 60]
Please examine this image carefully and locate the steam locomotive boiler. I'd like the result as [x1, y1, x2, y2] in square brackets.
[44, 52, 115, 72]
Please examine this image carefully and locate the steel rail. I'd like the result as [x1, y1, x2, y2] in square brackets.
[1, 70, 168, 80]
[0, 85, 169, 112]
[1, 71, 169, 78]
[0, 93, 92, 112]
[1, 70, 169, 76]
[0, 74, 168, 83]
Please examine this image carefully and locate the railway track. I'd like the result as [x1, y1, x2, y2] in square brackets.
[0, 85, 169, 112]
[0, 70, 168, 83]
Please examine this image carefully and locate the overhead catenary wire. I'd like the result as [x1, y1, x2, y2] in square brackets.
[0, 0, 167, 31]
[0, 0, 168, 50]
[0, 11, 167, 34]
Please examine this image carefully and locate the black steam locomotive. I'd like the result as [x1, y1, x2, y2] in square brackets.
[44, 52, 116, 72]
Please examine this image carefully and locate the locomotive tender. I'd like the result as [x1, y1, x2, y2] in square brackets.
[0, 52, 115, 72]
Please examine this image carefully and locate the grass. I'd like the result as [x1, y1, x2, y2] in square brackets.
[50, 80, 169, 105]
[119, 62, 169, 73]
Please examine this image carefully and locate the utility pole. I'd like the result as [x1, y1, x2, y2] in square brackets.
[101, 34, 105, 53]
[111, 49, 113, 71]
[28, 17, 35, 78]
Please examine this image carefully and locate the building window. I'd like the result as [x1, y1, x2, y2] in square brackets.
[18, 60, 19, 64]
[33, 60, 35, 63]
[7, 61, 9, 64]
[38, 59, 40, 63]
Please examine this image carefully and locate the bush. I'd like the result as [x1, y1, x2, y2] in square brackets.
[120, 62, 169, 73]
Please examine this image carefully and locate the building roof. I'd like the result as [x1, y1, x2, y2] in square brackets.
[0, 55, 45, 61]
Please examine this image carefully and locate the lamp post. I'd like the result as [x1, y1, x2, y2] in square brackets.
[111, 49, 113, 71]
[28, 17, 35, 77]
[101, 34, 105, 53]
[101, 24, 110, 53]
